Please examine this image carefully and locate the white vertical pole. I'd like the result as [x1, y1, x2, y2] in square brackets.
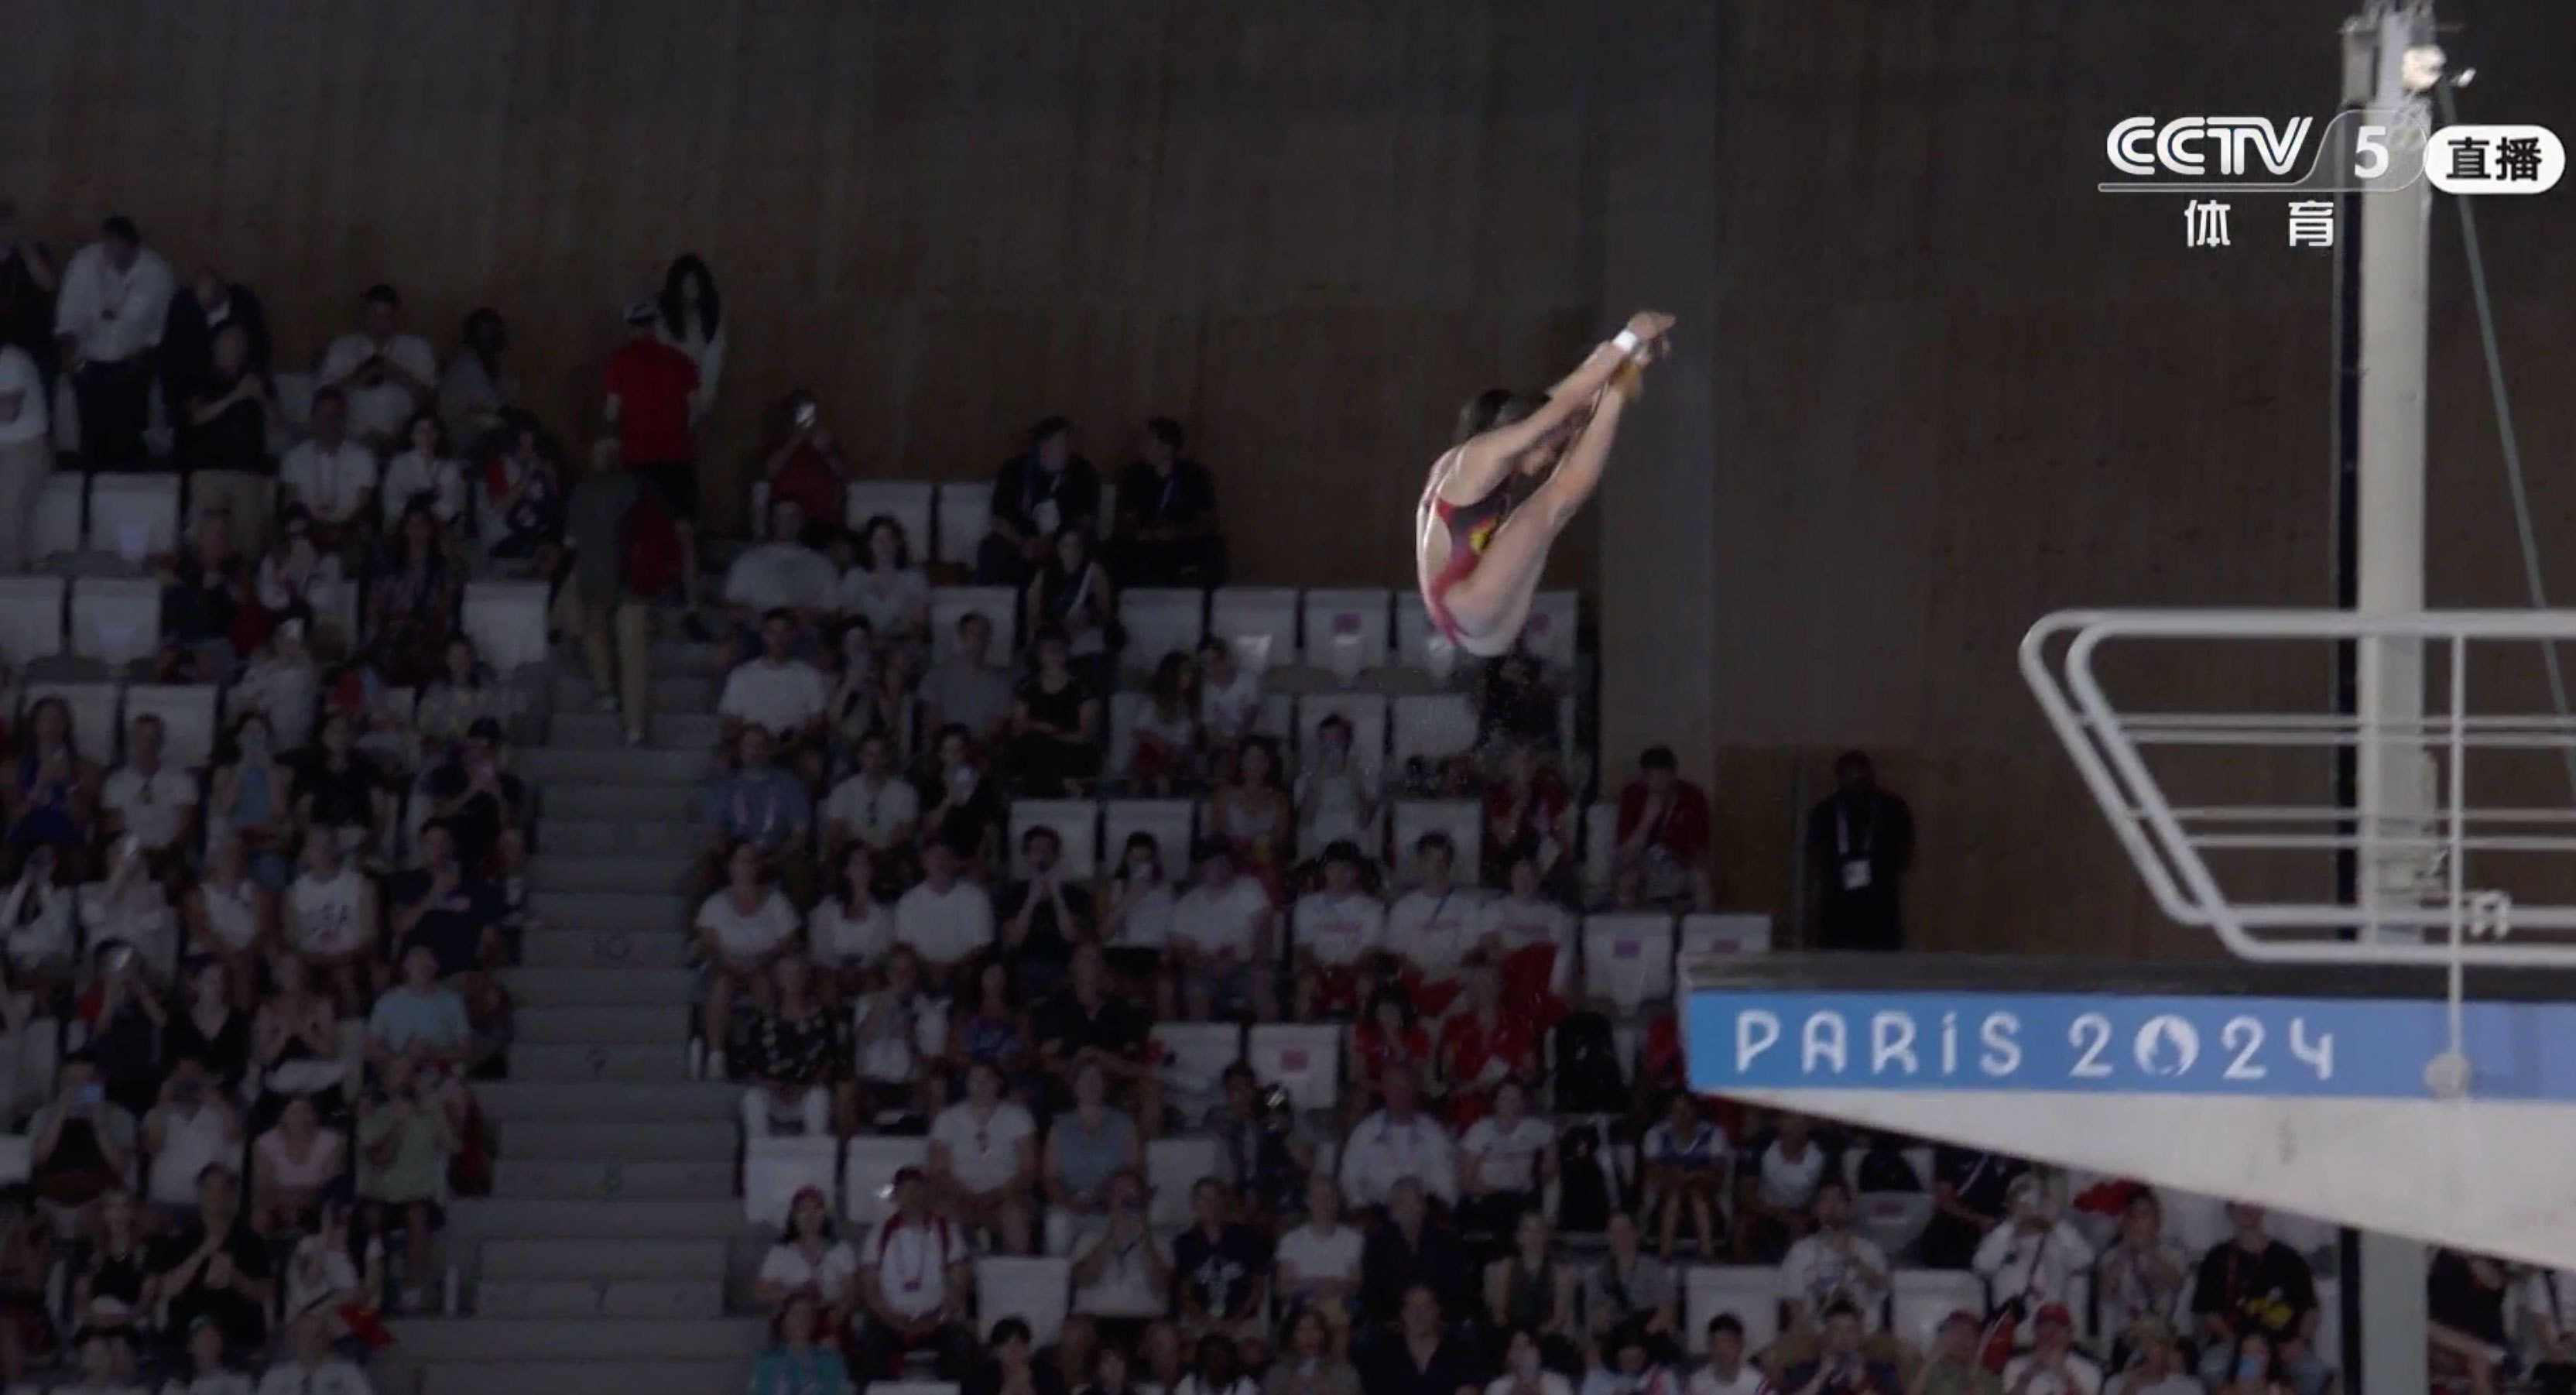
[2352, 5, 2434, 1393]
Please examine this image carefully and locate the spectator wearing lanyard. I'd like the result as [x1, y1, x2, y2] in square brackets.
[1805, 751, 1913, 952]
[1338, 1064, 1458, 1211]
[697, 727, 817, 907]
[1108, 417, 1225, 588]
[975, 417, 1100, 589]
[53, 214, 174, 474]
[1383, 833, 1476, 1020]
[1612, 747, 1713, 913]
[276, 390, 379, 558]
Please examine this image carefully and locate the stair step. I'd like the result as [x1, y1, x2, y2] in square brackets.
[549, 711, 722, 752]
[471, 1277, 726, 1320]
[499, 966, 694, 1007]
[542, 785, 699, 823]
[393, 1316, 764, 1361]
[528, 890, 695, 933]
[508, 1043, 690, 1083]
[648, 640, 721, 673]
[519, 928, 689, 970]
[550, 674, 715, 716]
[478, 1238, 728, 1281]
[499, 1119, 736, 1162]
[471, 1081, 741, 1123]
[529, 855, 689, 896]
[450, 1198, 747, 1239]
[423, 1360, 744, 1395]
[538, 821, 700, 859]
[514, 1006, 687, 1047]
[494, 1157, 733, 1201]
[520, 747, 714, 787]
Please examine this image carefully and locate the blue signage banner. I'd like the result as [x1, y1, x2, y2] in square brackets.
[1686, 989, 2576, 1102]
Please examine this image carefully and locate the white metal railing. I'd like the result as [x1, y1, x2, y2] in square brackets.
[2021, 608, 2576, 968]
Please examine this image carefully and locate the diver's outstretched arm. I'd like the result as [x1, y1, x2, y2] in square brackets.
[1444, 310, 1673, 499]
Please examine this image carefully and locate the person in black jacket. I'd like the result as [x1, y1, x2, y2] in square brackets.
[1107, 417, 1225, 587]
[159, 267, 270, 413]
[1806, 751, 1914, 952]
[1360, 1178, 1474, 1332]
[976, 417, 1100, 588]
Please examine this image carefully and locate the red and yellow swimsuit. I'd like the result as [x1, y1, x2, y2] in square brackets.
[1417, 471, 1515, 647]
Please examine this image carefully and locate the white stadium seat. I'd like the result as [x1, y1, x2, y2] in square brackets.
[1392, 593, 1462, 684]
[1208, 588, 1299, 674]
[2161, 1189, 2231, 1256]
[1106, 691, 1145, 775]
[975, 1256, 1070, 1345]
[1893, 1270, 1985, 1347]
[844, 482, 937, 560]
[744, 1136, 840, 1228]
[0, 577, 64, 666]
[122, 684, 221, 770]
[27, 476, 84, 566]
[1009, 799, 1101, 879]
[930, 587, 1018, 665]
[1299, 589, 1391, 684]
[1855, 1190, 1933, 1260]
[1582, 913, 1677, 1016]
[1146, 1136, 1228, 1228]
[86, 475, 181, 564]
[1391, 693, 1478, 768]
[25, 683, 121, 761]
[1583, 802, 1621, 896]
[461, 581, 553, 674]
[1390, 801, 1482, 883]
[1295, 694, 1389, 777]
[1254, 692, 1293, 744]
[1102, 800, 1194, 875]
[69, 577, 160, 667]
[1684, 1265, 1780, 1351]
[1151, 1022, 1243, 1102]
[1680, 913, 1774, 957]
[1120, 589, 1206, 677]
[842, 1136, 930, 1230]
[1519, 591, 1579, 673]
[933, 482, 991, 571]
[1248, 1023, 1341, 1113]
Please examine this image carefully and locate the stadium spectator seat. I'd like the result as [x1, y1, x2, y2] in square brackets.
[1893, 1269, 1986, 1349]
[843, 1136, 931, 1231]
[0, 1136, 29, 1190]
[122, 683, 221, 769]
[70, 576, 161, 668]
[1582, 802, 1619, 898]
[87, 474, 182, 564]
[1009, 799, 1100, 878]
[1102, 800, 1194, 872]
[1390, 801, 1482, 880]
[1149, 1022, 1243, 1105]
[1392, 594, 1461, 685]
[1146, 1136, 1228, 1227]
[975, 1256, 1070, 1345]
[1119, 589, 1207, 678]
[1390, 693, 1477, 769]
[462, 581, 554, 675]
[1208, 588, 1299, 674]
[28, 476, 84, 567]
[743, 1136, 840, 1228]
[844, 482, 937, 556]
[1684, 1265, 1781, 1351]
[26, 681, 121, 759]
[1247, 1023, 1341, 1114]
[1519, 591, 1579, 674]
[1297, 589, 1392, 687]
[1582, 913, 1677, 1016]
[0, 576, 66, 667]
[1680, 913, 1774, 957]
[933, 482, 988, 572]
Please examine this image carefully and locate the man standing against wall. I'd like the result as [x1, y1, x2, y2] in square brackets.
[53, 214, 173, 472]
[603, 297, 704, 615]
[1807, 751, 1913, 952]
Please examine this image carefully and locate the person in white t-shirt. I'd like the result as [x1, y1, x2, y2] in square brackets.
[1383, 832, 1478, 1020]
[690, 841, 801, 1081]
[721, 498, 838, 657]
[838, 516, 933, 651]
[276, 390, 379, 548]
[1688, 1314, 1766, 1395]
[2002, 1304, 2104, 1395]
[927, 1059, 1036, 1253]
[856, 1167, 975, 1379]
[282, 827, 377, 1015]
[894, 839, 994, 996]
[807, 844, 894, 993]
[0, 341, 50, 573]
[1478, 855, 1573, 999]
[1777, 1180, 1892, 1335]
[317, 283, 437, 447]
[1457, 1078, 1556, 1236]
[379, 410, 469, 530]
[100, 714, 200, 855]
[1070, 1169, 1174, 1320]
[1746, 1112, 1827, 1256]
[1338, 1064, 1458, 1209]
[1166, 841, 1276, 1022]
[1194, 635, 1264, 756]
[1294, 714, 1379, 862]
[755, 1184, 862, 1332]
[821, 732, 919, 862]
[1290, 841, 1384, 1020]
[1273, 1174, 1365, 1331]
[718, 611, 831, 776]
[1975, 1174, 2096, 1321]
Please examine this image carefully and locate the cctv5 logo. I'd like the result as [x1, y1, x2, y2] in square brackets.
[2107, 116, 2321, 179]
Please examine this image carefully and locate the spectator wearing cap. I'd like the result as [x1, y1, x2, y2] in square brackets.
[167, 1311, 255, 1395]
[277, 390, 380, 558]
[55, 214, 175, 474]
[697, 727, 817, 907]
[603, 295, 705, 609]
[1166, 840, 1276, 1023]
[1772, 1299, 1898, 1395]
[148, 1163, 274, 1356]
[58, 1323, 146, 1395]
[1912, 1310, 2001, 1395]
[2002, 1303, 2102, 1395]
[1292, 840, 1386, 1021]
[1688, 1314, 1766, 1395]
[1108, 417, 1225, 588]
[1975, 1174, 2095, 1335]
[317, 283, 436, 451]
[253, 1310, 372, 1395]
[758, 1184, 860, 1333]
[1613, 747, 1714, 913]
[1384, 833, 1477, 1020]
[855, 1165, 975, 1380]
[977, 417, 1100, 589]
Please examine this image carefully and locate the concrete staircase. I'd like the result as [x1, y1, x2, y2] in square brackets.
[384, 640, 763, 1395]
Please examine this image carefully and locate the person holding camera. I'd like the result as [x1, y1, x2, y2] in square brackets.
[31, 1052, 135, 1222]
[762, 391, 849, 543]
[1204, 1064, 1318, 1227]
[1071, 1170, 1175, 1346]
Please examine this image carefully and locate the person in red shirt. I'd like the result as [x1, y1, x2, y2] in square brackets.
[1436, 967, 1540, 1130]
[1613, 745, 1714, 911]
[1348, 984, 1434, 1131]
[1481, 744, 1577, 895]
[760, 390, 848, 543]
[601, 299, 704, 607]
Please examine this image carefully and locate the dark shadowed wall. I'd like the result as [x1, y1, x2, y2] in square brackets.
[0, 0, 1615, 585]
[1707, 0, 2576, 955]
